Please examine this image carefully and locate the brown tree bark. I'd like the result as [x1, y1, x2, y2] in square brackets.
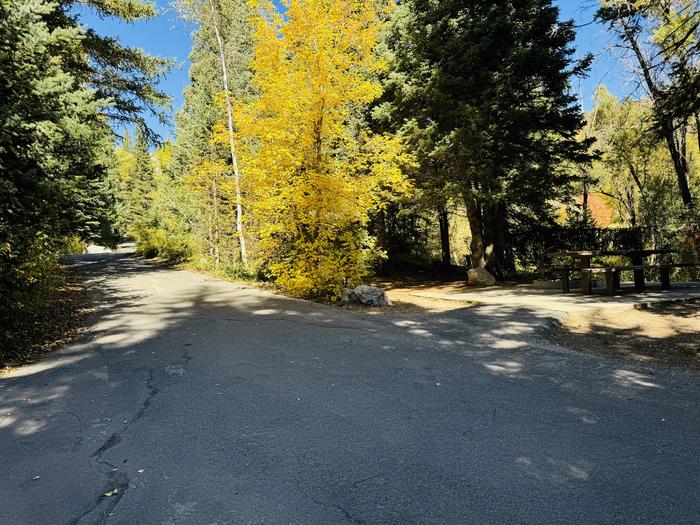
[480, 202, 514, 279]
[463, 192, 487, 270]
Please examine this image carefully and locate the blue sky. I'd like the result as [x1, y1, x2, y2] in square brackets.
[77, 0, 635, 141]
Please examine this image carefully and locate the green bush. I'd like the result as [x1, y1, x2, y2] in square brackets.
[136, 227, 193, 262]
[218, 260, 260, 281]
[61, 235, 86, 255]
[1, 231, 61, 356]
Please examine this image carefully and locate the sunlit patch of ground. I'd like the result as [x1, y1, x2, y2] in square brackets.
[348, 271, 477, 314]
[339, 294, 475, 315]
[179, 260, 477, 314]
[551, 301, 700, 370]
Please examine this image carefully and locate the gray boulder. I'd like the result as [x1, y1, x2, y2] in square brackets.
[468, 267, 496, 286]
[341, 285, 391, 307]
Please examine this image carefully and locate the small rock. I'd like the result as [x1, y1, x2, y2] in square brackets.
[468, 268, 496, 286]
[341, 285, 391, 307]
[85, 244, 112, 254]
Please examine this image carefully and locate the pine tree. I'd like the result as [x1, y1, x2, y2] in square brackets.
[115, 127, 157, 239]
[52, 0, 173, 140]
[0, 0, 112, 349]
[382, 0, 594, 276]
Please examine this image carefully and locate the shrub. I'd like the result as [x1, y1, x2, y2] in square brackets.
[61, 235, 86, 255]
[136, 227, 193, 262]
[218, 260, 260, 281]
[1, 231, 61, 357]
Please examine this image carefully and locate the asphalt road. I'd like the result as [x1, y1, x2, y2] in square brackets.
[2, 254, 699, 524]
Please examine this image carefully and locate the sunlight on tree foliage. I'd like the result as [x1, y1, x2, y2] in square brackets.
[227, 0, 413, 299]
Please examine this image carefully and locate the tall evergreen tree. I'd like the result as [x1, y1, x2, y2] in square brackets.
[53, 0, 172, 140]
[1, 0, 111, 345]
[125, 127, 157, 237]
[1, 0, 170, 352]
[381, 0, 594, 276]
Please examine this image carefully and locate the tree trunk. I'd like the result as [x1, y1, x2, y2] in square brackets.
[620, 19, 694, 210]
[495, 202, 514, 275]
[437, 204, 451, 267]
[211, 6, 248, 264]
[463, 193, 486, 270]
[482, 203, 508, 279]
[212, 177, 220, 267]
[375, 208, 389, 275]
[661, 122, 693, 208]
[626, 186, 637, 227]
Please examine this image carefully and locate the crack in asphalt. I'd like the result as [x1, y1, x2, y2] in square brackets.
[91, 368, 158, 458]
[55, 410, 83, 424]
[67, 368, 158, 524]
[67, 461, 130, 525]
[350, 471, 388, 487]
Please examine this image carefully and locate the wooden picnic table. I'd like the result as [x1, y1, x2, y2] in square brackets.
[546, 249, 677, 293]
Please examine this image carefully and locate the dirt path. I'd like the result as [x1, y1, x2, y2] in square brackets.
[552, 302, 700, 370]
[367, 272, 476, 314]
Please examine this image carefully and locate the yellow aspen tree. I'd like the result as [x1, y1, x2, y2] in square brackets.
[235, 0, 412, 299]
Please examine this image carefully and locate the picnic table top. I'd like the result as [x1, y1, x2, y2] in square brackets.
[547, 249, 676, 259]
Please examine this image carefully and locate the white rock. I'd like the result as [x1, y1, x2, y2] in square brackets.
[85, 244, 112, 254]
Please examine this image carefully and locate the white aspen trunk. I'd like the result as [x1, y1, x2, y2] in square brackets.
[213, 176, 220, 267]
[211, 5, 248, 265]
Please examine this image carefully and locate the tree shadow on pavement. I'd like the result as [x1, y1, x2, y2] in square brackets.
[1, 253, 698, 524]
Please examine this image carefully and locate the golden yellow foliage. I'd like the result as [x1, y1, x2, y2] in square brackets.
[226, 0, 412, 299]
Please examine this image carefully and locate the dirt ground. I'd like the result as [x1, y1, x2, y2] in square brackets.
[353, 270, 476, 314]
[365, 272, 700, 372]
[552, 301, 700, 370]
[1, 269, 92, 372]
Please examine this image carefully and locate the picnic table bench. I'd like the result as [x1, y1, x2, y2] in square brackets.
[546, 249, 698, 295]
